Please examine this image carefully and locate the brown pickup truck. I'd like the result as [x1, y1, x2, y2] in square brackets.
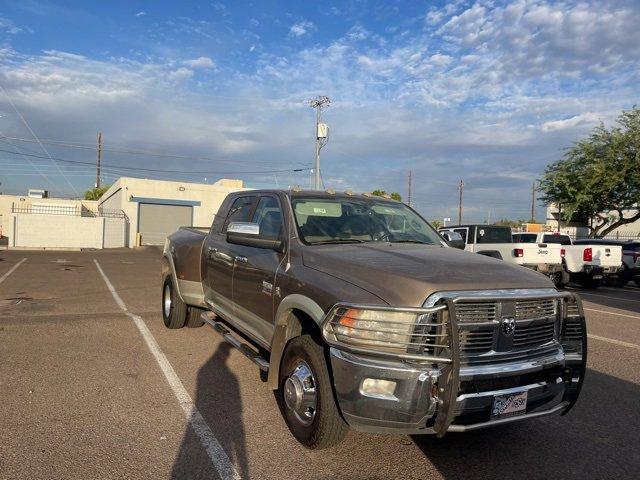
[162, 189, 587, 449]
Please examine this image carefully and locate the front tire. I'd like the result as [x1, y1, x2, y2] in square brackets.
[614, 268, 629, 288]
[162, 276, 187, 329]
[278, 335, 348, 449]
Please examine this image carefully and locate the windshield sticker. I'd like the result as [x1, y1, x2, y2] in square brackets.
[294, 202, 342, 217]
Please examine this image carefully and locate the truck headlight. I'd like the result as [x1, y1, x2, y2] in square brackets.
[322, 305, 445, 355]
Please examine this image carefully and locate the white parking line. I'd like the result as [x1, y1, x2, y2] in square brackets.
[588, 334, 640, 350]
[94, 259, 241, 480]
[0, 258, 27, 285]
[581, 292, 640, 304]
[584, 307, 640, 320]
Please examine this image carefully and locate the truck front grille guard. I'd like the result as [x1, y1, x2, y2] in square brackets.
[322, 292, 586, 436]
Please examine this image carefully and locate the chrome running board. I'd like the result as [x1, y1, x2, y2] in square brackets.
[201, 311, 270, 372]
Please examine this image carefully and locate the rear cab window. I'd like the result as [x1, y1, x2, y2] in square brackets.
[542, 234, 572, 245]
[513, 233, 538, 243]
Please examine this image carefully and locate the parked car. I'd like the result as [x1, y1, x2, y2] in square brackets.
[162, 190, 586, 449]
[573, 239, 640, 287]
[439, 225, 564, 285]
[439, 230, 465, 249]
[512, 233, 623, 288]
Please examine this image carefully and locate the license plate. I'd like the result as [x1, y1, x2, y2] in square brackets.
[491, 391, 528, 419]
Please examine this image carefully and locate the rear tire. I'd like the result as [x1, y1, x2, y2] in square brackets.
[186, 307, 205, 328]
[614, 268, 629, 288]
[162, 276, 187, 329]
[278, 335, 348, 449]
[551, 270, 570, 289]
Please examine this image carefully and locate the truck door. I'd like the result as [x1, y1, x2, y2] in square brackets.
[231, 195, 286, 346]
[203, 195, 258, 318]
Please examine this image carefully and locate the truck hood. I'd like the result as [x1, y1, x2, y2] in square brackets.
[302, 243, 554, 306]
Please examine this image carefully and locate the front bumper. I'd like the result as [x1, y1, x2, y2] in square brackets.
[330, 347, 577, 435]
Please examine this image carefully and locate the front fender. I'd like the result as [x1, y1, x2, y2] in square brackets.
[267, 294, 325, 389]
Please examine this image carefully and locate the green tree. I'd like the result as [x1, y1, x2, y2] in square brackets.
[538, 107, 640, 237]
[494, 218, 526, 228]
[430, 219, 443, 229]
[371, 189, 402, 201]
[84, 185, 111, 200]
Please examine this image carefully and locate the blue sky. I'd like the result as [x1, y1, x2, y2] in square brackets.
[1, 0, 639, 222]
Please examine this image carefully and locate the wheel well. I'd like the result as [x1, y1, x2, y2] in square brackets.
[291, 308, 323, 342]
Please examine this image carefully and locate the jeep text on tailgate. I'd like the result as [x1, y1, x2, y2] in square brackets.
[162, 190, 587, 449]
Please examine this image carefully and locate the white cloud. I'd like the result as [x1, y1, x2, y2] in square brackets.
[135, 11, 146, 17]
[0, 17, 28, 34]
[288, 20, 314, 38]
[183, 56, 215, 68]
[168, 67, 194, 81]
[541, 112, 600, 132]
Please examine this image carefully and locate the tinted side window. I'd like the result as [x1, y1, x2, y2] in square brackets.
[453, 228, 468, 243]
[476, 227, 512, 244]
[223, 196, 257, 232]
[252, 196, 284, 241]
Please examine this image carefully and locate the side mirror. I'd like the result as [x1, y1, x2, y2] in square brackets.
[448, 239, 466, 250]
[226, 222, 284, 252]
[441, 231, 465, 250]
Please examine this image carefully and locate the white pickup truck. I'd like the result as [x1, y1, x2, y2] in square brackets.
[439, 225, 563, 283]
[512, 232, 623, 288]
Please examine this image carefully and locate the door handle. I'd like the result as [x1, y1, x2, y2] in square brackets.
[235, 255, 248, 263]
[207, 247, 218, 258]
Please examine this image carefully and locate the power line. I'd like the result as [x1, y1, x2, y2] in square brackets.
[0, 85, 81, 197]
[0, 148, 310, 175]
[0, 134, 305, 167]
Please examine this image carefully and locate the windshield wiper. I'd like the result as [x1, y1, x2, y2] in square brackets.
[310, 238, 366, 245]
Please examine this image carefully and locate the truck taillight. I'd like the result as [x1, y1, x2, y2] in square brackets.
[583, 248, 592, 262]
[514, 248, 524, 258]
[561, 248, 566, 258]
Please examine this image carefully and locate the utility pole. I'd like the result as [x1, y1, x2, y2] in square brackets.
[309, 96, 331, 190]
[95, 132, 102, 189]
[458, 179, 464, 225]
[530, 181, 536, 222]
[407, 170, 412, 207]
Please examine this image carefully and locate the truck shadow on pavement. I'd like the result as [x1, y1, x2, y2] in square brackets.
[170, 342, 249, 480]
[412, 368, 640, 479]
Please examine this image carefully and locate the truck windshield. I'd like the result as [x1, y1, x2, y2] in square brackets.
[291, 197, 443, 245]
[476, 226, 512, 244]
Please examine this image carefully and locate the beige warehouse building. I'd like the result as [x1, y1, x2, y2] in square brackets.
[98, 177, 246, 246]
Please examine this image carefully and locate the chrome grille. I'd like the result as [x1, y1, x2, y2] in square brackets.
[460, 329, 494, 353]
[455, 302, 497, 323]
[513, 321, 555, 348]
[515, 299, 556, 319]
[562, 318, 583, 342]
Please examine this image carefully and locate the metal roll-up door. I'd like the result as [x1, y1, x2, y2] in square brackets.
[138, 203, 192, 245]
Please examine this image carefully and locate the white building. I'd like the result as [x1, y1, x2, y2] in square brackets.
[546, 204, 640, 239]
[98, 177, 246, 246]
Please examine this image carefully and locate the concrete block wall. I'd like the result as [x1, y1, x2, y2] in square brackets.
[7, 214, 126, 249]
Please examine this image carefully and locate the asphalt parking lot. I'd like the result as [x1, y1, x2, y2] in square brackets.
[1, 249, 639, 480]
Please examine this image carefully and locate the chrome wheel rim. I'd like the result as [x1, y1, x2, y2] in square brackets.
[163, 283, 172, 318]
[284, 360, 317, 426]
